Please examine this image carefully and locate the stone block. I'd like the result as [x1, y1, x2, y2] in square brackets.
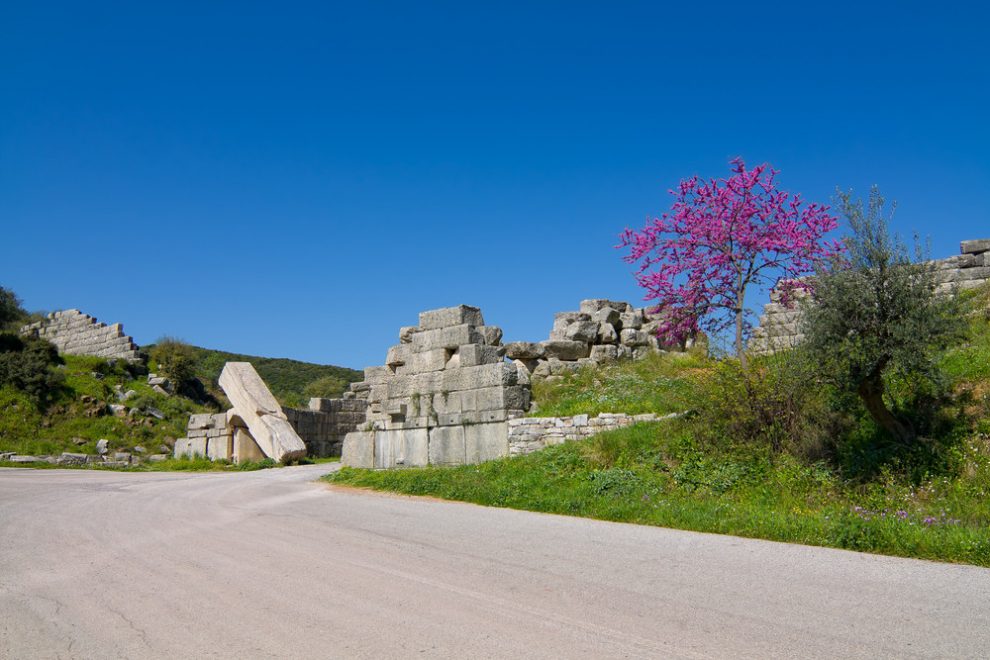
[579, 299, 629, 315]
[440, 362, 519, 391]
[401, 348, 449, 374]
[187, 438, 207, 458]
[464, 422, 508, 463]
[478, 326, 503, 346]
[341, 431, 375, 468]
[207, 435, 232, 461]
[173, 438, 191, 458]
[961, 239, 990, 255]
[504, 341, 545, 360]
[619, 311, 644, 329]
[428, 426, 466, 465]
[399, 326, 418, 343]
[458, 344, 504, 367]
[410, 324, 484, 352]
[232, 428, 265, 463]
[58, 452, 88, 465]
[592, 307, 621, 326]
[418, 305, 484, 330]
[541, 340, 591, 360]
[374, 428, 429, 468]
[590, 344, 618, 362]
[565, 320, 599, 343]
[620, 329, 651, 346]
[219, 362, 307, 462]
[598, 323, 619, 344]
[460, 385, 529, 412]
[386, 344, 410, 367]
[363, 366, 390, 384]
[188, 413, 214, 430]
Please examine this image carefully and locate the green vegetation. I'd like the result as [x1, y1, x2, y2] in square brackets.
[328, 422, 990, 566]
[167, 344, 362, 408]
[329, 280, 990, 566]
[531, 350, 705, 417]
[148, 337, 197, 386]
[0, 354, 208, 457]
[805, 188, 965, 444]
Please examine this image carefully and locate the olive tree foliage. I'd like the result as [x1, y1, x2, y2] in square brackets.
[802, 187, 964, 445]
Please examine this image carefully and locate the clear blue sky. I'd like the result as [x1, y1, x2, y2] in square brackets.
[2, 2, 988, 368]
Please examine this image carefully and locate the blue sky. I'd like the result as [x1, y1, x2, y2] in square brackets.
[2, 2, 988, 368]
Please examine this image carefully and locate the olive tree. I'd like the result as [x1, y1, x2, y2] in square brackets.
[802, 187, 964, 445]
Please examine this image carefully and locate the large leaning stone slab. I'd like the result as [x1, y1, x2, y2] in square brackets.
[418, 305, 484, 330]
[219, 362, 307, 462]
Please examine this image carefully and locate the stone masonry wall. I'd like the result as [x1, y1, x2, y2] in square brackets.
[749, 239, 990, 356]
[21, 309, 141, 362]
[342, 305, 530, 469]
[508, 412, 677, 456]
[285, 398, 368, 457]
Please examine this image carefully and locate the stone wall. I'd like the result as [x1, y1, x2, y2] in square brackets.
[21, 309, 141, 362]
[504, 299, 693, 383]
[285, 398, 368, 457]
[342, 305, 530, 469]
[508, 412, 677, 456]
[749, 239, 990, 356]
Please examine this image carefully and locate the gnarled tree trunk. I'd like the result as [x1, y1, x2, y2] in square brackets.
[857, 367, 914, 445]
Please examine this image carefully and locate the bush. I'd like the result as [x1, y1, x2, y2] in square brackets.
[694, 351, 841, 459]
[0, 286, 27, 331]
[303, 375, 349, 399]
[149, 337, 196, 385]
[0, 332, 64, 402]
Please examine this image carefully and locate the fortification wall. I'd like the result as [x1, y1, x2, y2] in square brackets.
[20, 309, 141, 362]
[749, 239, 990, 356]
[507, 412, 677, 456]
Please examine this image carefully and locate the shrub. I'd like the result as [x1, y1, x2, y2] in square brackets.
[0, 332, 64, 402]
[149, 337, 196, 385]
[0, 286, 27, 330]
[694, 350, 841, 459]
[303, 375, 349, 399]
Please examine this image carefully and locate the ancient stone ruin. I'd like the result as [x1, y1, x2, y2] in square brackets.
[21, 309, 141, 362]
[174, 362, 308, 463]
[504, 298, 690, 382]
[750, 239, 990, 356]
[342, 305, 529, 468]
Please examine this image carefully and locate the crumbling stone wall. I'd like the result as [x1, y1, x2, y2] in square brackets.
[342, 305, 529, 468]
[749, 239, 990, 356]
[21, 309, 141, 362]
[504, 299, 689, 382]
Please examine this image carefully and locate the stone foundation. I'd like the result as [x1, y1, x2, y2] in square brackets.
[20, 309, 141, 362]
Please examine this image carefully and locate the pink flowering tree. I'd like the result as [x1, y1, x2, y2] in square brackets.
[619, 158, 841, 365]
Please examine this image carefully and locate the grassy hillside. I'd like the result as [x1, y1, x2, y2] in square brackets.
[329, 286, 990, 566]
[181, 345, 363, 408]
[0, 355, 209, 457]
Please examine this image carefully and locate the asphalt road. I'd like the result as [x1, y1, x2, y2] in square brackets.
[1, 464, 988, 659]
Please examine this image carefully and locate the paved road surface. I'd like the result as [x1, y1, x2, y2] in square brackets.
[1, 464, 988, 658]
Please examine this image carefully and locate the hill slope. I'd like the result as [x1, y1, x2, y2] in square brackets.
[184, 346, 363, 407]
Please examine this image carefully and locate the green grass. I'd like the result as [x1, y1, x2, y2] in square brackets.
[180, 345, 363, 408]
[532, 350, 707, 417]
[0, 355, 209, 457]
[327, 422, 990, 566]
